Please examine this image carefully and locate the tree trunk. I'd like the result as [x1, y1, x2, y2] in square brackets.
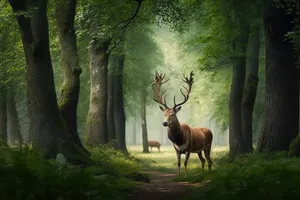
[107, 59, 116, 143]
[257, 0, 298, 152]
[55, 0, 88, 153]
[229, 27, 249, 157]
[85, 39, 110, 146]
[141, 89, 149, 153]
[241, 25, 260, 153]
[8, 0, 91, 165]
[132, 118, 137, 145]
[7, 89, 23, 143]
[113, 54, 127, 152]
[0, 85, 7, 142]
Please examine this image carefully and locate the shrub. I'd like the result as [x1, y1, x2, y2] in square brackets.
[0, 143, 141, 200]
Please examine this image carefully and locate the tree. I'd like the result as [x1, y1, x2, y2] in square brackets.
[123, 25, 165, 152]
[0, 84, 7, 142]
[241, 25, 260, 153]
[107, 59, 116, 143]
[7, 88, 23, 143]
[55, 0, 87, 152]
[258, 0, 299, 152]
[8, 0, 91, 164]
[141, 88, 150, 153]
[113, 52, 127, 152]
[85, 39, 110, 146]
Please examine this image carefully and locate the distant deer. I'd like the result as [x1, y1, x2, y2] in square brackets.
[151, 71, 213, 177]
[148, 140, 161, 152]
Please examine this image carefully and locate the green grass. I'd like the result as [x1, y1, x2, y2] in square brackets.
[4, 142, 299, 200]
[129, 145, 300, 200]
[128, 145, 228, 173]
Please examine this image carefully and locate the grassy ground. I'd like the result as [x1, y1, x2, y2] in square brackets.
[3, 143, 300, 200]
[128, 145, 300, 200]
[128, 145, 228, 173]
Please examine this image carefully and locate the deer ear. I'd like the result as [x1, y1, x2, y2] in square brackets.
[159, 106, 165, 111]
[175, 106, 181, 112]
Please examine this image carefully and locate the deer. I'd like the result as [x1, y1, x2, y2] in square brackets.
[148, 140, 161, 152]
[151, 71, 213, 178]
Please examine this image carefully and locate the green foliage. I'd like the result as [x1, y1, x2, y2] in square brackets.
[0, 143, 143, 200]
[185, 152, 300, 200]
[89, 144, 143, 177]
[123, 25, 165, 117]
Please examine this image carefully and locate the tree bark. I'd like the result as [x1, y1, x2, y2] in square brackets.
[241, 25, 260, 153]
[8, 0, 91, 164]
[0, 85, 7, 142]
[257, 0, 298, 152]
[141, 89, 149, 153]
[113, 54, 127, 152]
[229, 27, 249, 157]
[7, 89, 23, 143]
[107, 59, 116, 143]
[55, 0, 88, 153]
[85, 39, 110, 146]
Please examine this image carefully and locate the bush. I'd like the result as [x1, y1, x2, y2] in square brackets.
[0, 143, 141, 200]
[186, 152, 300, 200]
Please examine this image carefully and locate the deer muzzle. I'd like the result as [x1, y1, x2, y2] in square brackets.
[162, 121, 168, 127]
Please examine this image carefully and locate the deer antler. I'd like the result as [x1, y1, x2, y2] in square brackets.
[173, 71, 194, 108]
[151, 71, 170, 109]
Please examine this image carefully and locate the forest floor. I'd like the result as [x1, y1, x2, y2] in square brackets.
[128, 170, 208, 200]
[126, 145, 226, 200]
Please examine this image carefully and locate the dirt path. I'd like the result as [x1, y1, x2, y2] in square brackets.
[128, 171, 207, 200]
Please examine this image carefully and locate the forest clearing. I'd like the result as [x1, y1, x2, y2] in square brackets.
[1, 0, 300, 199]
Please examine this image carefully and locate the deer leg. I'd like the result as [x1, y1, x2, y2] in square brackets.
[197, 152, 206, 170]
[158, 147, 160, 152]
[204, 146, 213, 170]
[184, 152, 190, 178]
[176, 150, 181, 176]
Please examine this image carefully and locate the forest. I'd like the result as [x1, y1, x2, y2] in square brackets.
[0, 0, 300, 199]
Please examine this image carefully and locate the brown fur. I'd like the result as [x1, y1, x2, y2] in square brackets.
[162, 107, 213, 177]
[148, 140, 161, 152]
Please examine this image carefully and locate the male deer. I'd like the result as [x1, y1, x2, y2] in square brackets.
[148, 140, 161, 152]
[151, 71, 213, 177]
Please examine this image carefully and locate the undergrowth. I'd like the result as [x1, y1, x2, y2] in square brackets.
[0, 142, 144, 200]
[184, 151, 300, 200]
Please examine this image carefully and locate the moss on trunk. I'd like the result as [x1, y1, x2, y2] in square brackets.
[9, 0, 92, 165]
[55, 0, 89, 156]
[85, 39, 110, 146]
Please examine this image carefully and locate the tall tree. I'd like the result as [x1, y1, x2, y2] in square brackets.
[257, 0, 298, 152]
[107, 62, 116, 143]
[228, 26, 249, 157]
[55, 0, 87, 152]
[85, 39, 110, 146]
[8, 0, 91, 164]
[141, 88, 150, 153]
[113, 53, 127, 152]
[241, 25, 260, 153]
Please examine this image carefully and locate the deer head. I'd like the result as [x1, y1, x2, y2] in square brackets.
[152, 71, 194, 127]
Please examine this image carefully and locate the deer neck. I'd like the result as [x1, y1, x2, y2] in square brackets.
[168, 118, 184, 145]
